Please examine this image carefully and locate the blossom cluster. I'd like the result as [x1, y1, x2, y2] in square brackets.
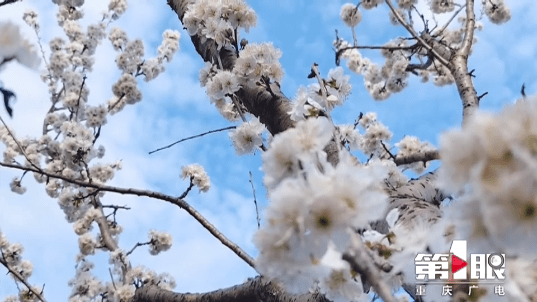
[199, 41, 284, 122]
[229, 116, 265, 155]
[289, 66, 351, 120]
[254, 117, 393, 301]
[439, 97, 537, 259]
[335, 0, 505, 100]
[336, 37, 411, 101]
[183, 0, 257, 49]
[181, 164, 211, 192]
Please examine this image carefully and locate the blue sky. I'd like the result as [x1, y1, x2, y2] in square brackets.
[0, 0, 534, 300]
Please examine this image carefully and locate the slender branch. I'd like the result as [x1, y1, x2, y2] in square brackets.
[384, 0, 450, 67]
[438, 4, 467, 34]
[148, 126, 236, 155]
[0, 115, 42, 171]
[248, 171, 260, 229]
[0, 161, 256, 270]
[179, 178, 195, 199]
[126, 241, 152, 257]
[393, 150, 440, 166]
[0, 252, 47, 302]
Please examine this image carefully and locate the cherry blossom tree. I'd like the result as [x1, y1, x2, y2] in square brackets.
[1, 0, 535, 302]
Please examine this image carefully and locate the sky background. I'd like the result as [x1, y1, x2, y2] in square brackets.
[0, 0, 535, 300]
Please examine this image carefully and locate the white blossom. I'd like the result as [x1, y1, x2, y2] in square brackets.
[361, 0, 383, 10]
[157, 30, 181, 61]
[340, 3, 362, 27]
[22, 9, 40, 30]
[483, 0, 511, 24]
[9, 177, 27, 194]
[0, 22, 40, 69]
[428, 0, 455, 14]
[181, 164, 211, 192]
[148, 230, 173, 255]
[229, 117, 265, 155]
[78, 233, 96, 255]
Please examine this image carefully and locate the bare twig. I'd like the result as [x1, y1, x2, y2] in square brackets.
[438, 4, 467, 34]
[108, 268, 117, 291]
[380, 141, 396, 160]
[0, 115, 42, 171]
[248, 171, 260, 229]
[0, 161, 257, 270]
[0, 250, 47, 302]
[179, 177, 195, 199]
[148, 126, 236, 155]
[126, 241, 152, 257]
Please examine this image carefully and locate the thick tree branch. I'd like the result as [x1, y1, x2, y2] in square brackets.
[451, 0, 478, 125]
[0, 162, 256, 269]
[394, 150, 439, 166]
[130, 276, 328, 302]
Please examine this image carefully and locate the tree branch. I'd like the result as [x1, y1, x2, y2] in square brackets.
[0, 162, 256, 270]
[384, 0, 450, 67]
[343, 233, 396, 302]
[393, 150, 439, 166]
[130, 276, 328, 302]
[451, 0, 478, 125]
[0, 255, 47, 302]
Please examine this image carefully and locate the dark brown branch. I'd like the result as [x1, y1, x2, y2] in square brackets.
[0, 162, 256, 269]
[130, 276, 329, 302]
[393, 150, 440, 166]
[167, 0, 294, 136]
[0, 0, 19, 7]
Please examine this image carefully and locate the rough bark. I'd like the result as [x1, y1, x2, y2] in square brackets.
[386, 172, 446, 229]
[166, 0, 294, 136]
[130, 276, 328, 302]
